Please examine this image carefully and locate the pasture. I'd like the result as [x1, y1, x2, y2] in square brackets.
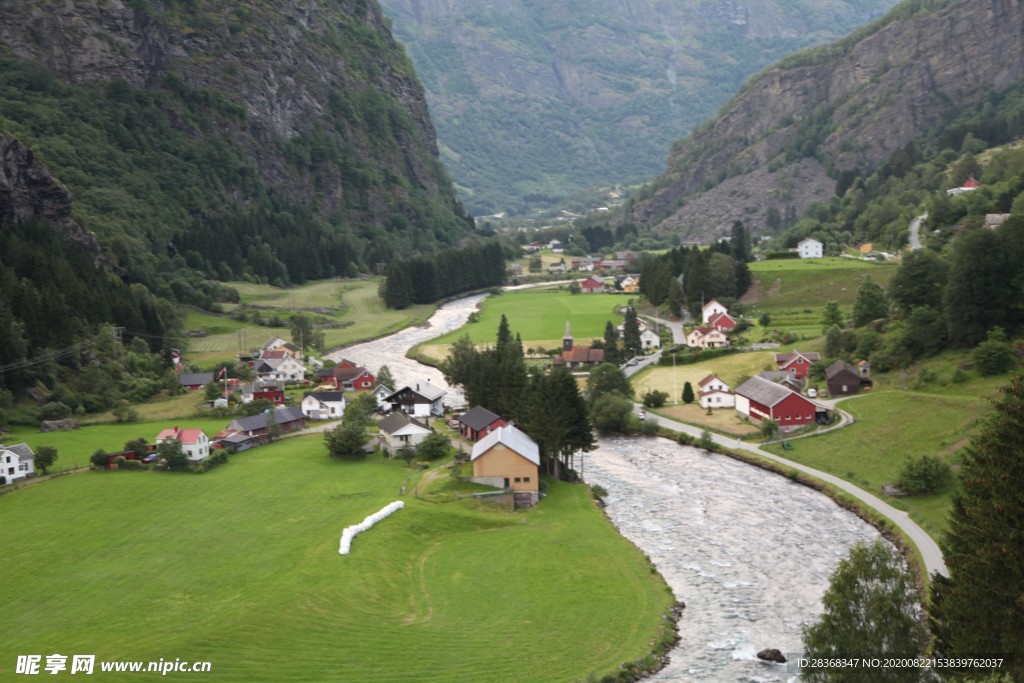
[742, 258, 897, 339]
[425, 289, 628, 350]
[0, 436, 673, 682]
[183, 278, 434, 366]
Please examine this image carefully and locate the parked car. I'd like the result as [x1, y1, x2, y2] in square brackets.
[807, 388, 818, 398]
[637, 410, 646, 421]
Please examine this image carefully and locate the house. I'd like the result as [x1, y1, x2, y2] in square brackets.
[469, 424, 541, 507]
[619, 274, 640, 294]
[385, 381, 447, 417]
[372, 384, 394, 411]
[640, 328, 661, 350]
[797, 238, 824, 259]
[707, 310, 737, 333]
[686, 327, 730, 349]
[155, 426, 211, 462]
[457, 406, 508, 442]
[217, 431, 261, 453]
[332, 364, 375, 391]
[734, 376, 826, 429]
[580, 275, 605, 293]
[596, 259, 628, 271]
[774, 350, 821, 379]
[947, 177, 980, 196]
[553, 321, 605, 368]
[301, 391, 347, 420]
[757, 371, 805, 393]
[252, 356, 306, 383]
[547, 262, 567, 274]
[985, 213, 1011, 229]
[698, 374, 735, 409]
[261, 338, 302, 358]
[825, 360, 861, 397]
[178, 372, 214, 391]
[0, 443, 34, 483]
[239, 381, 286, 405]
[615, 250, 638, 261]
[701, 299, 729, 324]
[377, 412, 432, 456]
[548, 239, 563, 251]
[571, 256, 602, 271]
[226, 406, 307, 437]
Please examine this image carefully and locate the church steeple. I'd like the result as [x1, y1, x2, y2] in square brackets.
[562, 320, 573, 352]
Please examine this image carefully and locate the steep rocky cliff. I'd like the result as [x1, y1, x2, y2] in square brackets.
[627, 0, 1024, 240]
[379, 0, 900, 215]
[0, 0, 470, 280]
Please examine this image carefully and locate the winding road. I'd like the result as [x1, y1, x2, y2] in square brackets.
[908, 211, 928, 250]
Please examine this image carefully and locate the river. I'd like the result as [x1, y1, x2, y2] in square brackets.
[332, 292, 884, 681]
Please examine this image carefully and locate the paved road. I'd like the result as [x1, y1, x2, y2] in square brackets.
[908, 212, 927, 250]
[641, 409, 948, 578]
[643, 315, 685, 345]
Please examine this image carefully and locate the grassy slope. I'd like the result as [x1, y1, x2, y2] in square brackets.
[183, 278, 434, 366]
[0, 438, 672, 682]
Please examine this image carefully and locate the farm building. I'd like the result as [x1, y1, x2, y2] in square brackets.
[735, 376, 827, 430]
[469, 425, 541, 507]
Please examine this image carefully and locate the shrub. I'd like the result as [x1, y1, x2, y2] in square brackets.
[590, 484, 608, 500]
[39, 401, 72, 421]
[90, 449, 109, 469]
[897, 454, 951, 495]
[641, 389, 669, 408]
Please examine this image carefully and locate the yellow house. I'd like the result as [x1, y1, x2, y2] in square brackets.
[470, 425, 540, 506]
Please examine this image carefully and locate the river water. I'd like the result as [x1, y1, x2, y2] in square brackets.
[584, 438, 880, 682]
[332, 292, 883, 681]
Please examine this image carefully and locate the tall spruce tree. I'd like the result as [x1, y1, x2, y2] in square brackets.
[932, 374, 1024, 679]
[623, 307, 642, 358]
[602, 321, 622, 365]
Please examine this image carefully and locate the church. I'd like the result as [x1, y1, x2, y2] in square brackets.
[552, 321, 605, 369]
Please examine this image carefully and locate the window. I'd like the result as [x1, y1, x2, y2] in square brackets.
[514, 477, 522, 483]
[524, 477, 531, 483]
[19, 463, 27, 471]
[4, 455, 8, 463]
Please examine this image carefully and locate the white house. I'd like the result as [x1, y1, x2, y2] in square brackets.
[686, 327, 730, 349]
[385, 381, 447, 418]
[701, 299, 729, 324]
[377, 412, 433, 456]
[372, 384, 394, 412]
[0, 443, 35, 483]
[797, 238, 823, 259]
[253, 356, 306, 382]
[301, 391, 346, 420]
[640, 328, 661, 350]
[155, 427, 210, 462]
[698, 374, 735, 409]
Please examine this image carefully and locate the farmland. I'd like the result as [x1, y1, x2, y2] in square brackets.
[0, 437, 673, 682]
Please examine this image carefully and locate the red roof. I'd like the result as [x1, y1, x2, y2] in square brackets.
[581, 277, 604, 290]
[260, 349, 289, 360]
[156, 427, 205, 444]
[698, 373, 718, 388]
[708, 311, 736, 328]
[962, 177, 980, 188]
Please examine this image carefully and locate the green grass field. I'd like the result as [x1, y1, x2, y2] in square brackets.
[183, 279, 434, 366]
[425, 289, 628, 349]
[0, 437, 673, 682]
[743, 258, 897, 338]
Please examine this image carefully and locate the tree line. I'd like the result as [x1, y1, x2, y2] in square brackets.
[382, 241, 506, 309]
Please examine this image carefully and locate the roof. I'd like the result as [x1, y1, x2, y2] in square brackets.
[698, 374, 719, 388]
[471, 425, 540, 466]
[690, 327, 718, 337]
[260, 349, 289, 360]
[562, 346, 604, 363]
[736, 375, 803, 408]
[0, 442, 34, 460]
[825, 360, 859, 380]
[387, 381, 446, 402]
[581, 276, 604, 287]
[179, 372, 213, 386]
[334, 365, 370, 381]
[798, 237, 823, 246]
[229, 407, 306, 432]
[156, 428, 206, 444]
[774, 351, 821, 365]
[458, 406, 504, 431]
[708, 311, 735, 325]
[758, 371, 802, 386]
[702, 299, 724, 311]
[378, 412, 431, 435]
[219, 432, 255, 445]
[303, 391, 346, 403]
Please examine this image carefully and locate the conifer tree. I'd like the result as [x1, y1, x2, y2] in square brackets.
[682, 381, 695, 404]
[623, 307, 642, 359]
[932, 374, 1024, 679]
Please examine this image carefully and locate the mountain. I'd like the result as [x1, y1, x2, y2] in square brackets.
[0, 0, 473, 287]
[625, 0, 1024, 241]
[377, 0, 901, 216]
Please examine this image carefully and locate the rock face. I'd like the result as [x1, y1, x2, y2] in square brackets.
[0, 1, 459, 224]
[627, 0, 1024, 240]
[0, 133, 100, 257]
[379, 0, 901, 214]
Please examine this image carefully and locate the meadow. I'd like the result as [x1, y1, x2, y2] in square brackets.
[424, 289, 629, 350]
[183, 278, 435, 366]
[0, 436, 673, 682]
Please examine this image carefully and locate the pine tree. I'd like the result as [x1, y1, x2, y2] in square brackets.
[623, 307, 642, 359]
[602, 321, 621, 365]
[682, 381, 695, 404]
[933, 374, 1024, 679]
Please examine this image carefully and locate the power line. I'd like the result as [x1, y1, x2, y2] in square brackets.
[0, 332, 109, 375]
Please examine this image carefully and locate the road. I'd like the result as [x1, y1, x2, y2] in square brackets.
[642, 409, 948, 578]
[643, 315, 685, 344]
[908, 212, 927, 250]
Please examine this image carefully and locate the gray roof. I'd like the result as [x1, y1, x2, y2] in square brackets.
[179, 372, 214, 386]
[471, 425, 540, 466]
[0, 442, 34, 460]
[826, 360, 859, 380]
[387, 381, 446, 402]
[303, 391, 345, 402]
[228, 406, 306, 432]
[736, 375, 797, 408]
[458, 406, 503, 431]
[378, 412, 430, 435]
[758, 371, 803, 386]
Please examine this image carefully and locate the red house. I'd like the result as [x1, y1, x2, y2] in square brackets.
[774, 351, 821, 379]
[735, 376, 825, 428]
[707, 310, 737, 333]
[333, 365, 375, 391]
[580, 276, 605, 293]
[457, 406, 508, 442]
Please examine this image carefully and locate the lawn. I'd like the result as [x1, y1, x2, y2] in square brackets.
[0, 437, 673, 682]
[630, 350, 777, 400]
[424, 289, 629, 351]
[763, 390, 991, 539]
[182, 278, 434, 366]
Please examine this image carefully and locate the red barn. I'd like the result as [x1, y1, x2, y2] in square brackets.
[774, 350, 821, 379]
[735, 376, 825, 429]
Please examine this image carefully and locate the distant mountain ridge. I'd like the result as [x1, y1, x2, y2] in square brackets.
[378, 0, 901, 215]
[626, 0, 1024, 240]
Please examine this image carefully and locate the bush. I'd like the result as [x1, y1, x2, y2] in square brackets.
[39, 401, 72, 421]
[90, 449, 109, 469]
[590, 484, 608, 500]
[897, 454, 952, 495]
[641, 389, 669, 408]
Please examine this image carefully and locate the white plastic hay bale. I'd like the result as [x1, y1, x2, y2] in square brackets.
[339, 501, 404, 555]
